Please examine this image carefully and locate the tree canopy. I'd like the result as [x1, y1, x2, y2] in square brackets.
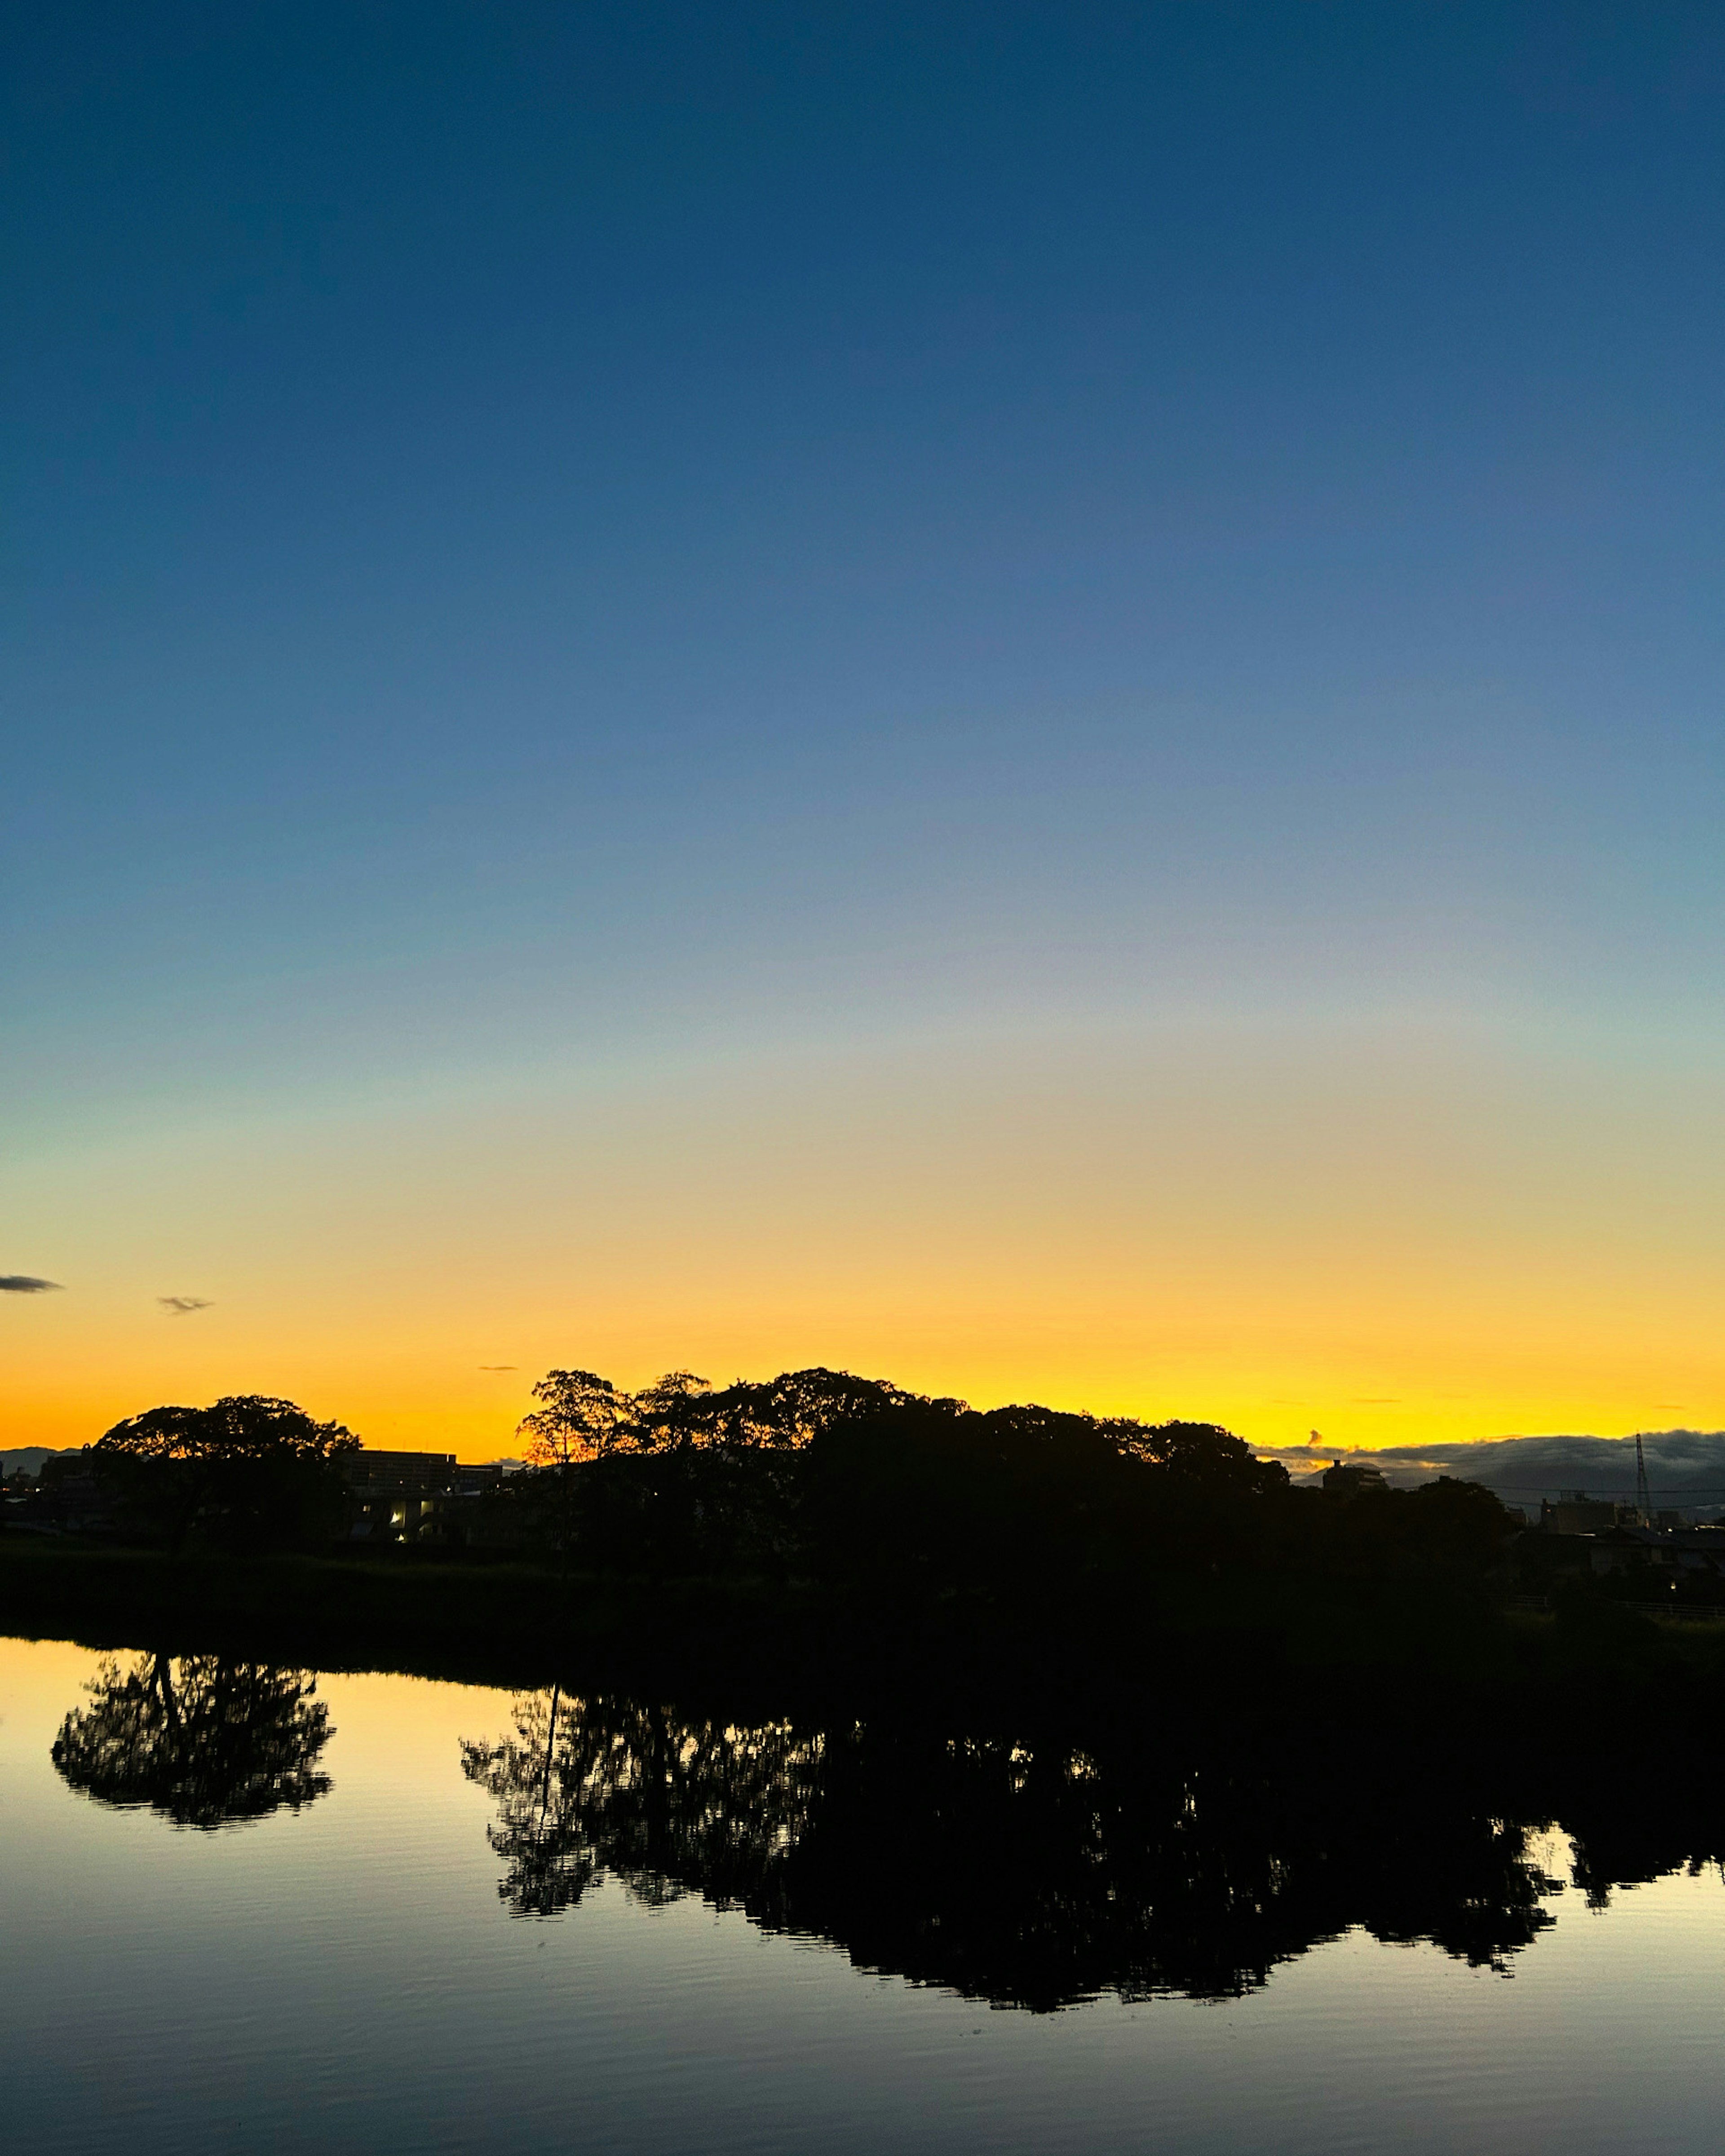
[91, 1393, 358, 1549]
[498, 1361, 1314, 1587]
[516, 1364, 943, 1462]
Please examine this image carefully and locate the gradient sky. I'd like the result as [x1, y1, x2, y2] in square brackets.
[7, 3, 1725, 1456]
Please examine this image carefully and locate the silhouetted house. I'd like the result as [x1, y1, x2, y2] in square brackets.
[1321, 1458, 1389, 1500]
[1580, 1524, 1725, 1584]
[1526, 1503, 1725, 1598]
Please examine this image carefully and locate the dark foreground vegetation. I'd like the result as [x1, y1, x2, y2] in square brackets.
[19, 1367, 1514, 1582]
[6, 1366, 1724, 1704]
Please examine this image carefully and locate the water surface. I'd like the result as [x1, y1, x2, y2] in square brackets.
[5, 1637, 1722, 2153]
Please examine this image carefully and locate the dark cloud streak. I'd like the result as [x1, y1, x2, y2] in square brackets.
[1, 1275, 62, 1293]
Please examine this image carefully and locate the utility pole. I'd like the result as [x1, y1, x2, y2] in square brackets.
[1635, 1433, 1654, 1527]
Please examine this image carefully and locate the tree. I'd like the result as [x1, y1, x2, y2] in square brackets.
[512, 1363, 952, 1572]
[91, 1394, 358, 1551]
[515, 1369, 638, 1560]
[1106, 1418, 1289, 1500]
[700, 1367, 946, 1450]
[1345, 1475, 1516, 1580]
[508, 1361, 1301, 1581]
[628, 1370, 716, 1451]
[517, 1369, 632, 1464]
[51, 1652, 334, 1827]
[518, 1363, 949, 1462]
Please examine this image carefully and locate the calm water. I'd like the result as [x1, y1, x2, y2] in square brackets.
[6, 1635, 1725, 2154]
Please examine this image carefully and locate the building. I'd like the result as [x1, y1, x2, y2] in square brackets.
[24, 1448, 119, 1533]
[1321, 1458, 1389, 1500]
[1539, 1490, 1634, 1536]
[343, 1449, 508, 1543]
[1579, 1523, 1725, 1585]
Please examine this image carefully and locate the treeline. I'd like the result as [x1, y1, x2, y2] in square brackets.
[511, 1364, 1512, 1594]
[21, 1366, 1516, 1597]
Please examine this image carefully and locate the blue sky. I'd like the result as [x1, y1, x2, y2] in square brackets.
[6, 5, 1725, 1449]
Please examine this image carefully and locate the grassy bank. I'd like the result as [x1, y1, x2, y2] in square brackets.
[9, 1533, 1725, 1718]
[0, 1537, 822, 1696]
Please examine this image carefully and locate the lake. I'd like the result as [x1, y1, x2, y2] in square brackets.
[5, 1634, 1724, 2153]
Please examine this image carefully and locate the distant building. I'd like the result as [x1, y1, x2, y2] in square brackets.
[24, 1447, 119, 1533]
[1539, 1490, 1631, 1536]
[1321, 1458, 1389, 1499]
[343, 1449, 458, 1493]
[1525, 1501, 1725, 1593]
[343, 1448, 511, 1543]
[1580, 1523, 1725, 1584]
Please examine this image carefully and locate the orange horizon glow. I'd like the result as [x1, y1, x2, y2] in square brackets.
[8, 1016, 1725, 1462]
[4, 1346, 1713, 1467]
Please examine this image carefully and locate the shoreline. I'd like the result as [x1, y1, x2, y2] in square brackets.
[8, 1533, 1725, 1718]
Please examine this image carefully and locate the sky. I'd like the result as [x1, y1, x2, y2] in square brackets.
[6, 2, 1725, 1458]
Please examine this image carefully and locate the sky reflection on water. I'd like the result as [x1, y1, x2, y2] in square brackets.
[6, 1637, 1725, 2155]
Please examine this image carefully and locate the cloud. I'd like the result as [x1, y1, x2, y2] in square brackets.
[0, 1275, 62, 1293]
[158, 1296, 212, 1316]
[1255, 1429, 1725, 1513]
[478, 1364, 517, 1371]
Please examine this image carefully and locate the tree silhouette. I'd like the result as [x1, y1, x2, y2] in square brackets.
[91, 1394, 358, 1550]
[518, 1364, 949, 1463]
[518, 1370, 632, 1466]
[495, 1360, 1526, 1588]
[51, 1652, 334, 1828]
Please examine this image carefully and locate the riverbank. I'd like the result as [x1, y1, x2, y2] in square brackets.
[0, 1537, 807, 1697]
[8, 1533, 1725, 1717]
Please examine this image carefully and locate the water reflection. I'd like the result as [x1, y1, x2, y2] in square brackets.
[51, 1652, 333, 1829]
[460, 1690, 820, 1918]
[462, 1693, 1588, 2009]
[42, 1651, 1720, 2006]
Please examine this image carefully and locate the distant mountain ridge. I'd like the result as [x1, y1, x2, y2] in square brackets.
[1, 1448, 72, 1478]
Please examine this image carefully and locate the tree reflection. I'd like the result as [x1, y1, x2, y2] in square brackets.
[462, 1692, 1577, 2008]
[52, 1652, 333, 1829]
[458, 1685, 596, 1914]
[460, 1691, 818, 1917]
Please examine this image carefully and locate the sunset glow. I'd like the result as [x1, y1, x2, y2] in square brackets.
[7, 8, 1725, 1463]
